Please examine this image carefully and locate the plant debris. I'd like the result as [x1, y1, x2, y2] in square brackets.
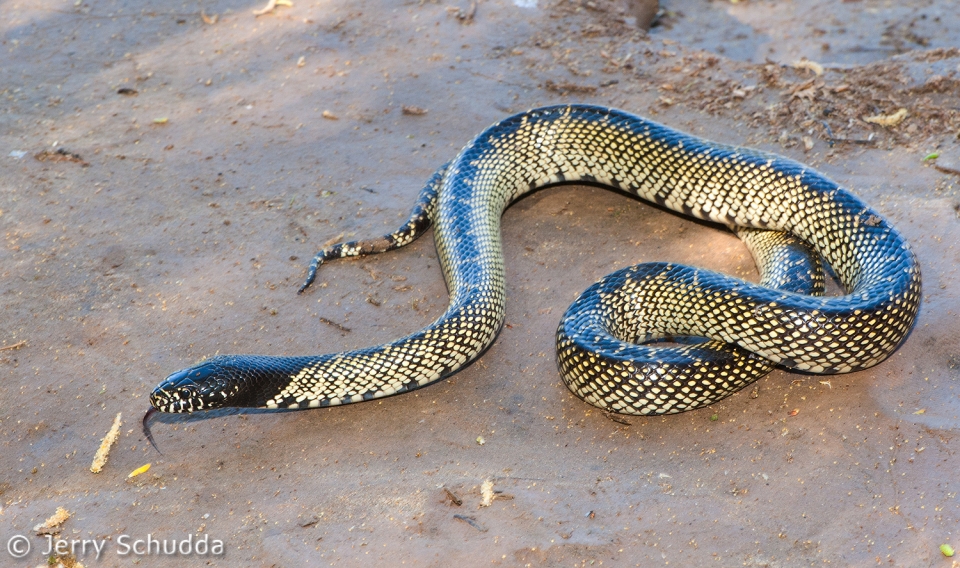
[444, 488, 463, 506]
[253, 0, 292, 16]
[447, 1, 477, 24]
[933, 164, 960, 177]
[317, 317, 351, 333]
[90, 412, 122, 473]
[863, 108, 908, 127]
[479, 479, 494, 507]
[35, 148, 88, 166]
[792, 58, 824, 76]
[544, 79, 598, 94]
[34, 507, 71, 535]
[128, 463, 151, 478]
[453, 514, 487, 532]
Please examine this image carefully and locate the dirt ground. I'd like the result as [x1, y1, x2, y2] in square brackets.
[2, 0, 959, 566]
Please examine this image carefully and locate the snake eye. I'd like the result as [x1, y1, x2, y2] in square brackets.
[178, 387, 192, 399]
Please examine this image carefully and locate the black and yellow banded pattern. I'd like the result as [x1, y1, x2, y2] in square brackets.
[149, 105, 921, 417]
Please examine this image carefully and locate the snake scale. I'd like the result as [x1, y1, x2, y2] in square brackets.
[146, 105, 921, 432]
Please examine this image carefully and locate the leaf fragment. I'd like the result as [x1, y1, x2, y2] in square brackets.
[792, 58, 824, 76]
[863, 108, 907, 127]
[128, 463, 152, 478]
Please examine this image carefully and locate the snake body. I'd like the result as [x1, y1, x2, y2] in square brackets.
[148, 105, 920, 418]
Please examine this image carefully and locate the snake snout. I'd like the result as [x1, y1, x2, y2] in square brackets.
[150, 360, 234, 413]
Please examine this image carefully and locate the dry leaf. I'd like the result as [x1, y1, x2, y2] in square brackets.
[792, 58, 824, 76]
[863, 108, 907, 127]
[128, 463, 152, 478]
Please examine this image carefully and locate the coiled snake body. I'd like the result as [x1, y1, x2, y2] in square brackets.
[148, 105, 920, 423]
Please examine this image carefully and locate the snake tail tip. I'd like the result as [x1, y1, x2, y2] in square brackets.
[298, 277, 316, 295]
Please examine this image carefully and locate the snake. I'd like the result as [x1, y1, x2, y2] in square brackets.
[144, 105, 921, 443]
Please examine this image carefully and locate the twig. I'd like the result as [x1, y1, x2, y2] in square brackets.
[0, 340, 26, 351]
[820, 121, 836, 148]
[821, 121, 877, 146]
[832, 135, 876, 145]
[453, 514, 487, 532]
[604, 412, 631, 426]
[444, 488, 463, 506]
[544, 79, 598, 95]
[490, 475, 544, 482]
[464, 70, 535, 91]
[933, 164, 960, 177]
[821, 121, 876, 146]
[318, 317, 351, 333]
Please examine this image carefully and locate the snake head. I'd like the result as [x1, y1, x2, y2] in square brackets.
[149, 359, 242, 413]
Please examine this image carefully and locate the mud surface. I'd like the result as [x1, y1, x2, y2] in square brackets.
[2, 0, 959, 565]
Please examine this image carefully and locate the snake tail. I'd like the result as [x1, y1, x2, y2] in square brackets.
[297, 165, 446, 294]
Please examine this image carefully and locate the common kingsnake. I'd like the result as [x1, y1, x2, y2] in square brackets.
[146, 105, 921, 432]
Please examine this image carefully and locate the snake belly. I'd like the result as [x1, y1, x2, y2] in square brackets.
[149, 104, 921, 416]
